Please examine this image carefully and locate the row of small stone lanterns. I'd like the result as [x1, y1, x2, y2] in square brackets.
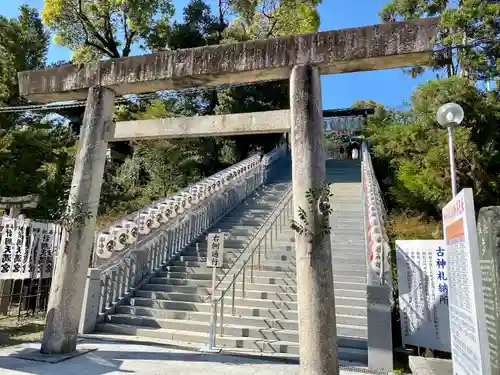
[361, 143, 391, 285]
[94, 153, 264, 260]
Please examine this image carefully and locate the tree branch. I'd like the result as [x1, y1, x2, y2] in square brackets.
[103, 9, 120, 57]
[267, 18, 278, 37]
[77, 0, 119, 58]
[122, 30, 136, 57]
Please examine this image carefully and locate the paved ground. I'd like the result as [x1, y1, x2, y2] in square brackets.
[0, 339, 375, 375]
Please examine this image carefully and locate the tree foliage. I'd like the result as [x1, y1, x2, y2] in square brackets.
[42, 0, 175, 61]
[51, 0, 321, 224]
[379, 0, 500, 85]
[224, 0, 321, 41]
[365, 76, 500, 216]
[362, 0, 499, 222]
[0, 6, 49, 104]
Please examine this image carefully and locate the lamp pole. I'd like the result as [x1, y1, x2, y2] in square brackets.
[447, 125, 457, 197]
[437, 103, 464, 198]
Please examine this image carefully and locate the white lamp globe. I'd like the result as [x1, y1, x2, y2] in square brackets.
[436, 102, 464, 127]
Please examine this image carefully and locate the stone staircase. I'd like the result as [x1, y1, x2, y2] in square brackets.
[95, 159, 368, 365]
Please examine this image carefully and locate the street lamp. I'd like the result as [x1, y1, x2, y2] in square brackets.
[436, 102, 464, 197]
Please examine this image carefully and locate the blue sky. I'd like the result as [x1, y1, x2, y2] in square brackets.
[3, 0, 436, 109]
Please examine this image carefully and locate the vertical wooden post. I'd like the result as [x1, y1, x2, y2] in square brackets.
[290, 64, 339, 375]
[41, 86, 115, 354]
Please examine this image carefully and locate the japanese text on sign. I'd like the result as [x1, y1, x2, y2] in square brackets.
[436, 246, 449, 306]
[207, 232, 226, 268]
[396, 240, 451, 352]
[443, 188, 491, 375]
[0, 217, 62, 280]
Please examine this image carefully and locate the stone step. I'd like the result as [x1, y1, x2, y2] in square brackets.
[333, 268, 367, 277]
[95, 323, 368, 363]
[126, 297, 366, 318]
[137, 287, 366, 303]
[204, 228, 256, 236]
[115, 305, 367, 328]
[179, 249, 294, 260]
[180, 248, 367, 261]
[168, 259, 366, 272]
[104, 314, 367, 343]
[146, 278, 366, 297]
[153, 272, 365, 287]
[216, 219, 271, 227]
[158, 268, 297, 281]
[130, 293, 366, 310]
[134, 292, 297, 310]
[151, 276, 295, 287]
[144, 279, 365, 294]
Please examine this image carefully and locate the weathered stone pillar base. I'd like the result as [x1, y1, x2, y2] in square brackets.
[41, 86, 115, 354]
[290, 64, 339, 375]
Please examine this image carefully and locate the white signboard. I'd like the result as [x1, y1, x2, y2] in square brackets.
[0, 217, 61, 280]
[396, 240, 451, 352]
[442, 188, 491, 374]
[206, 232, 225, 268]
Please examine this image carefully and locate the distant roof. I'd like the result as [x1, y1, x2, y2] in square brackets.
[323, 108, 375, 117]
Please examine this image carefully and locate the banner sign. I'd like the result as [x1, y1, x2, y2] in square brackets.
[396, 239, 451, 352]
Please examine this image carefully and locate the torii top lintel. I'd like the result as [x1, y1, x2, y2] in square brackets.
[18, 17, 439, 103]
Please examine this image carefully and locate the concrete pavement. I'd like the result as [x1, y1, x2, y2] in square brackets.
[0, 339, 380, 375]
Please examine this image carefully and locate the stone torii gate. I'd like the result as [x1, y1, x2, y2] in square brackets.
[18, 18, 439, 374]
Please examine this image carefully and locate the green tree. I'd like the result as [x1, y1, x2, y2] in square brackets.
[365, 76, 500, 215]
[0, 7, 76, 220]
[0, 5, 49, 104]
[32, 0, 324, 224]
[41, 0, 175, 61]
[379, 0, 500, 85]
[224, 0, 321, 40]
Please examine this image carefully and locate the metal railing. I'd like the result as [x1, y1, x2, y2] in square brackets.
[79, 146, 287, 334]
[206, 188, 293, 350]
[361, 141, 392, 286]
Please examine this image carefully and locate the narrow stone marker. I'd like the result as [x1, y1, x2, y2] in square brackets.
[477, 206, 500, 374]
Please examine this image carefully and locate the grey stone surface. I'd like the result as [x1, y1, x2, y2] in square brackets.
[11, 347, 97, 363]
[477, 206, 500, 374]
[366, 285, 392, 371]
[80, 268, 105, 334]
[93, 159, 370, 366]
[107, 110, 290, 141]
[408, 356, 453, 375]
[40, 86, 116, 354]
[18, 19, 438, 102]
[0, 339, 370, 375]
[290, 65, 338, 374]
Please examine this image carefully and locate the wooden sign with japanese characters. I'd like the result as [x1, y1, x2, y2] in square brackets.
[206, 233, 226, 268]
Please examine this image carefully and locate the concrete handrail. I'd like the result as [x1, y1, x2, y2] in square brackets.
[78, 146, 287, 334]
[92, 154, 264, 267]
[361, 141, 391, 286]
[361, 141, 394, 371]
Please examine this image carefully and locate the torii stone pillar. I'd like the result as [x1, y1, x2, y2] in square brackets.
[41, 86, 115, 354]
[290, 65, 338, 375]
